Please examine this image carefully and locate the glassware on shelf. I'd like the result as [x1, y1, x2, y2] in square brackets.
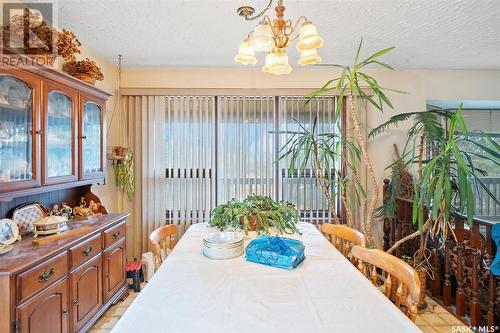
[0, 76, 33, 183]
[47, 92, 73, 178]
[82, 102, 102, 174]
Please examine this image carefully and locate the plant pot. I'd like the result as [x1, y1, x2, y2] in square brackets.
[73, 73, 96, 85]
[240, 215, 258, 231]
[113, 146, 126, 158]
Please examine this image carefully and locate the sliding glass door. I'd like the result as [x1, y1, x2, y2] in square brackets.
[165, 94, 340, 229]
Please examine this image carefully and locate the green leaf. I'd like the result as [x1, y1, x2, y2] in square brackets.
[361, 47, 395, 65]
[466, 181, 474, 226]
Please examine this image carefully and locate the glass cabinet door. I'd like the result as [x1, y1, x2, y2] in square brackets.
[81, 100, 104, 178]
[0, 74, 39, 191]
[43, 87, 77, 184]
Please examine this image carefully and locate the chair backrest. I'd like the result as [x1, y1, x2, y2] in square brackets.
[351, 246, 421, 322]
[149, 224, 177, 270]
[322, 223, 366, 256]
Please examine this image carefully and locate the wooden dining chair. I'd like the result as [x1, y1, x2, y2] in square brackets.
[321, 223, 366, 266]
[351, 245, 421, 322]
[149, 224, 177, 270]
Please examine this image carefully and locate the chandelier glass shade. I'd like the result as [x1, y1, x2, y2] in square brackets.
[253, 21, 274, 52]
[235, 0, 324, 75]
[297, 22, 324, 51]
[262, 48, 292, 75]
[234, 38, 257, 65]
[298, 48, 321, 66]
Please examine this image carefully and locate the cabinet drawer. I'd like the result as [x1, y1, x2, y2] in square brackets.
[69, 233, 102, 270]
[103, 221, 126, 249]
[17, 251, 68, 303]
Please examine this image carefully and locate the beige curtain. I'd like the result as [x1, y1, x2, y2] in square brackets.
[122, 96, 166, 259]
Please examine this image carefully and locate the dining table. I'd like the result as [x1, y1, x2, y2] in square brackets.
[112, 222, 421, 333]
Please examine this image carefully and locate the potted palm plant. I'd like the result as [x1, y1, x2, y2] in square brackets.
[371, 105, 500, 308]
[209, 195, 300, 235]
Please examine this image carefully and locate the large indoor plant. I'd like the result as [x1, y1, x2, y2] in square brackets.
[371, 105, 499, 308]
[279, 39, 396, 244]
[209, 195, 300, 235]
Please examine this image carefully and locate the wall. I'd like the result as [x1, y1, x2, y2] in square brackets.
[118, 67, 500, 247]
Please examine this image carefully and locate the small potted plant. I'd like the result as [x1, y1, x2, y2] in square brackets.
[63, 58, 104, 85]
[209, 195, 300, 235]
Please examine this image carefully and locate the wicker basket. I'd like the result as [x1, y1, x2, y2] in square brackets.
[73, 73, 96, 85]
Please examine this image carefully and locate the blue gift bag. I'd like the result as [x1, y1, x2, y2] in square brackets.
[245, 235, 305, 270]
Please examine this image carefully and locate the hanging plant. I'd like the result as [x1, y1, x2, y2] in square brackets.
[114, 148, 135, 199]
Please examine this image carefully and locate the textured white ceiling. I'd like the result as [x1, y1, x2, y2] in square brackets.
[58, 0, 500, 69]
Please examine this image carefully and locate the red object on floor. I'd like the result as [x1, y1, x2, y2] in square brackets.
[126, 261, 142, 272]
[126, 260, 143, 292]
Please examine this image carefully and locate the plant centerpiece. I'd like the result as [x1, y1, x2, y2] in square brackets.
[63, 58, 104, 85]
[209, 195, 300, 235]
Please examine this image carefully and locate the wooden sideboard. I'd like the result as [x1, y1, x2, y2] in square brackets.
[0, 213, 129, 333]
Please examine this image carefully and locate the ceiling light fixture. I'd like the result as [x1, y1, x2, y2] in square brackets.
[235, 0, 324, 75]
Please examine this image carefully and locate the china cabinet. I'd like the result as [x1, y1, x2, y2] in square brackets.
[42, 81, 78, 185]
[80, 95, 105, 180]
[0, 63, 110, 200]
[0, 70, 41, 192]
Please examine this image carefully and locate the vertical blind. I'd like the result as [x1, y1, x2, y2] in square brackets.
[165, 96, 215, 235]
[217, 96, 276, 203]
[165, 94, 340, 234]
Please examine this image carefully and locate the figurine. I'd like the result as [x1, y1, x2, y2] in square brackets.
[50, 204, 60, 216]
[79, 197, 87, 208]
[88, 200, 100, 214]
[60, 202, 73, 220]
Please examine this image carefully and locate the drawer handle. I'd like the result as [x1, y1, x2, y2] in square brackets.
[39, 268, 55, 282]
[74, 299, 80, 306]
[82, 246, 93, 257]
[112, 231, 121, 239]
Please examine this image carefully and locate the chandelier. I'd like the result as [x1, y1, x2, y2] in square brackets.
[234, 0, 324, 75]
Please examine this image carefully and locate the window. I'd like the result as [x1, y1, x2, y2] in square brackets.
[165, 94, 341, 230]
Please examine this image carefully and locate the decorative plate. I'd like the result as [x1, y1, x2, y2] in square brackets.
[0, 244, 14, 255]
[12, 202, 46, 235]
[0, 218, 19, 245]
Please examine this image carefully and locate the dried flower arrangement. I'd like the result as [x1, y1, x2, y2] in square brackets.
[63, 58, 105, 85]
[2, 12, 82, 66]
[57, 29, 81, 61]
[3, 11, 58, 65]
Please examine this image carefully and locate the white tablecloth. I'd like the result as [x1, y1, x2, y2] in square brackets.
[112, 223, 421, 333]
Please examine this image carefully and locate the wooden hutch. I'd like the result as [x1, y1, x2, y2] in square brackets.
[0, 61, 129, 333]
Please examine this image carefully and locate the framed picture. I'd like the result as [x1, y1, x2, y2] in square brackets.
[0, 218, 20, 245]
